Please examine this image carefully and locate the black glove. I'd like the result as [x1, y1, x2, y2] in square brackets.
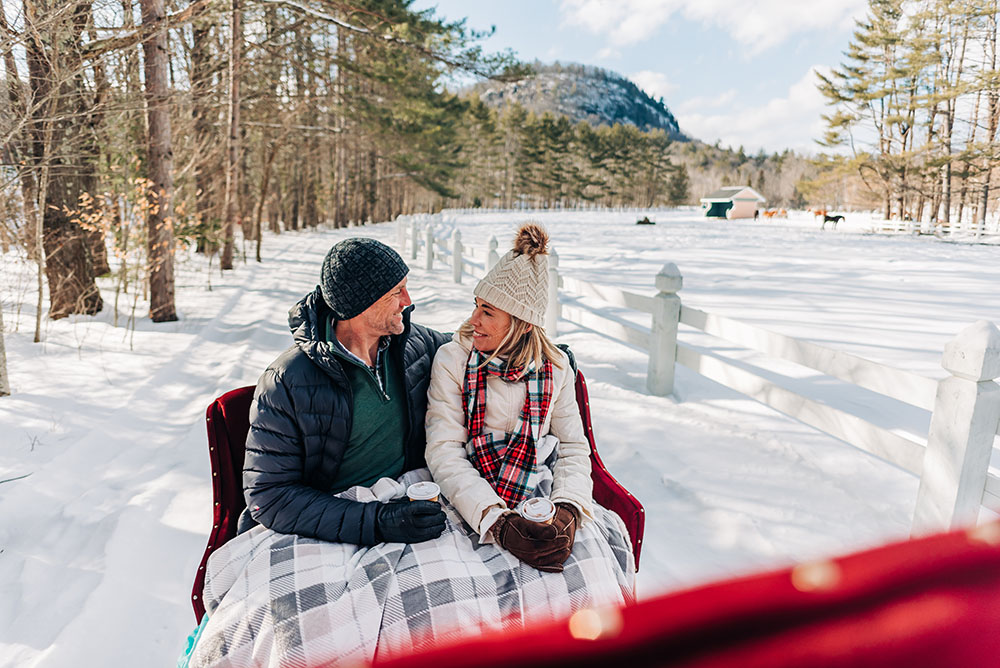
[375, 499, 446, 544]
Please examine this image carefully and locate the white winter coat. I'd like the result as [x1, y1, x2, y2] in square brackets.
[425, 333, 594, 539]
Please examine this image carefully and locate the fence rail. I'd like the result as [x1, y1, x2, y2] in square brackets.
[679, 306, 939, 412]
[561, 276, 657, 314]
[394, 214, 1000, 536]
[674, 342, 927, 475]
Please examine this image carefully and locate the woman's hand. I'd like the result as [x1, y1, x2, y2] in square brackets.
[492, 512, 571, 572]
[552, 502, 579, 546]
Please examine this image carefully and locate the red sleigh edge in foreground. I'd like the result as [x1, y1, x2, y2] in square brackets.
[377, 521, 1000, 668]
[191, 371, 646, 622]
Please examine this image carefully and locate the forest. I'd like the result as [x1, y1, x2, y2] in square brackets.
[0, 0, 522, 332]
[0, 0, 998, 356]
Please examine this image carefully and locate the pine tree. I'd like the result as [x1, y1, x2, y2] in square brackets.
[668, 165, 690, 205]
[818, 0, 909, 217]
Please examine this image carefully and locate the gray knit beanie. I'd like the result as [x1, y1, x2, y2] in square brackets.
[320, 238, 409, 320]
[474, 223, 549, 327]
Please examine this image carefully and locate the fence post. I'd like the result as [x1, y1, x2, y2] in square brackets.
[912, 320, 1000, 535]
[425, 224, 435, 271]
[487, 236, 499, 270]
[451, 229, 463, 284]
[545, 248, 560, 335]
[410, 221, 418, 261]
[647, 263, 683, 397]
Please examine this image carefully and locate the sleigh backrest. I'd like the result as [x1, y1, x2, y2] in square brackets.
[191, 386, 254, 622]
[191, 372, 645, 621]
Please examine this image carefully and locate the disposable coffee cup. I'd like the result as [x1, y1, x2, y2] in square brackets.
[519, 497, 555, 524]
[407, 481, 440, 502]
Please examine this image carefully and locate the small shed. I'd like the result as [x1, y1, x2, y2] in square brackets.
[700, 186, 766, 219]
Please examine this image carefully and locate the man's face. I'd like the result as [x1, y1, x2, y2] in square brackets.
[360, 277, 411, 337]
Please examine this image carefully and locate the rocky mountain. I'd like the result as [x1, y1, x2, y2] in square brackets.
[469, 62, 686, 139]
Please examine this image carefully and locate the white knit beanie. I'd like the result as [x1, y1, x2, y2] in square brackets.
[474, 223, 549, 328]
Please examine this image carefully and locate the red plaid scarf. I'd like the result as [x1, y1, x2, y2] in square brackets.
[463, 349, 554, 508]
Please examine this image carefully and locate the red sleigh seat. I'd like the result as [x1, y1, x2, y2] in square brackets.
[191, 371, 645, 621]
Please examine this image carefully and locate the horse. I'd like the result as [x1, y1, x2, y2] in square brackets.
[822, 214, 844, 230]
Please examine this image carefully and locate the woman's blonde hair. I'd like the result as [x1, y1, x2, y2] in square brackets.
[459, 314, 563, 376]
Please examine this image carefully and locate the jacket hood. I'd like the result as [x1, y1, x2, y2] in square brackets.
[288, 286, 328, 346]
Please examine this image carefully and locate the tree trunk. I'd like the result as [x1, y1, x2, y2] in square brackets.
[25, 1, 104, 322]
[191, 12, 218, 255]
[24, 0, 104, 321]
[959, 87, 982, 229]
[85, 17, 112, 276]
[978, 7, 999, 238]
[0, 300, 8, 396]
[220, 0, 242, 270]
[254, 140, 278, 262]
[140, 0, 178, 321]
[0, 1, 39, 260]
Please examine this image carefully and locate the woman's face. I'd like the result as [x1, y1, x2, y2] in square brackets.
[468, 298, 512, 353]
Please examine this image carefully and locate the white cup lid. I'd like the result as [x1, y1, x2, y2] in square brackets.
[520, 497, 555, 521]
[407, 481, 440, 500]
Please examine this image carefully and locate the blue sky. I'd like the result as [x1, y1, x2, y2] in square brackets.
[413, 0, 871, 155]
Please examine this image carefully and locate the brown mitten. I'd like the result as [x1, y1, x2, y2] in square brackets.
[535, 503, 579, 570]
[553, 503, 579, 546]
[492, 513, 570, 572]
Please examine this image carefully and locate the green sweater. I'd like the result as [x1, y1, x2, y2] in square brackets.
[327, 331, 408, 492]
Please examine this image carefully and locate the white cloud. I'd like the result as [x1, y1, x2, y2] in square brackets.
[675, 65, 831, 154]
[631, 70, 676, 99]
[559, 0, 674, 44]
[560, 0, 867, 53]
[675, 88, 738, 113]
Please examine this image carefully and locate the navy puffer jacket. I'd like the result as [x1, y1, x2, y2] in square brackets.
[241, 286, 450, 545]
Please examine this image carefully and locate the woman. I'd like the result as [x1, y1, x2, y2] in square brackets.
[426, 223, 634, 579]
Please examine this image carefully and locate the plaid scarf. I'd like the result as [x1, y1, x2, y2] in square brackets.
[463, 348, 554, 508]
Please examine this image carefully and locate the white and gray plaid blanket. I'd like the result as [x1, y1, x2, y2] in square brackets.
[190, 469, 635, 668]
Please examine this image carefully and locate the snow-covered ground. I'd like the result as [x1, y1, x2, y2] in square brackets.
[1, 208, 999, 667]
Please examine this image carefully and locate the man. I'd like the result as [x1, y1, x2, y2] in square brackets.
[240, 237, 449, 545]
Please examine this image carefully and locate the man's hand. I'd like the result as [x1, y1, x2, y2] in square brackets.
[492, 512, 571, 572]
[376, 500, 446, 543]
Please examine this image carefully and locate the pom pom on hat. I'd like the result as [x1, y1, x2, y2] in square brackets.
[474, 223, 550, 327]
[513, 223, 548, 257]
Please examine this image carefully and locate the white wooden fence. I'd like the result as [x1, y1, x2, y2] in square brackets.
[394, 215, 1000, 535]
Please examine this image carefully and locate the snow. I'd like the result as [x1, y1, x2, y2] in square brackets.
[2, 208, 999, 666]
